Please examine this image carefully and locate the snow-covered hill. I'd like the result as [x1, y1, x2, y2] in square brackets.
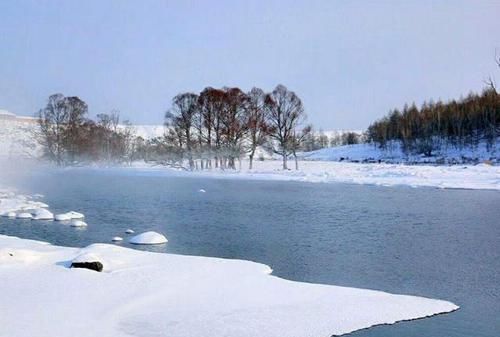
[121, 124, 165, 139]
[0, 110, 41, 158]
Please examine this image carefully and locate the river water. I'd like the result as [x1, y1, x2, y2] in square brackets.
[1, 168, 499, 336]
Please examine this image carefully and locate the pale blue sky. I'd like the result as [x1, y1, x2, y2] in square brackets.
[1, 0, 499, 129]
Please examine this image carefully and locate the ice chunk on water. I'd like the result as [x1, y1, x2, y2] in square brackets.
[32, 209, 54, 220]
[70, 220, 87, 227]
[55, 211, 85, 221]
[55, 213, 72, 221]
[2, 212, 16, 217]
[67, 211, 84, 219]
[16, 212, 32, 219]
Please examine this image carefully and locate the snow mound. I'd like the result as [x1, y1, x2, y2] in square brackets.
[111, 236, 123, 242]
[129, 231, 168, 245]
[125, 229, 134, 234]
[16, 212, 32, 219]
[32, 209, 54, 220]
[199, 189, 206, 193]
[70, 220, 87, 227]
[72, 252, 101, 264]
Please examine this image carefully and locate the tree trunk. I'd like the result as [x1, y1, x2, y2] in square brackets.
[282, 154, 287, 170]
[249, 147, 256, 170]
[294, 153, 298, 170]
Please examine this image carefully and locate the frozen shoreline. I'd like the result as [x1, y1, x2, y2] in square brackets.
[0, 233, 458, 337]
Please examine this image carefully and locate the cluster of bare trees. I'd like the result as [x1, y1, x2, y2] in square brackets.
[163, 84, 309, 170]
[37, 94, 134, 165]
[366, 89, 500, 155]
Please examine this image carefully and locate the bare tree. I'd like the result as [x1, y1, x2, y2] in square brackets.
[37, 94, 87, 165]
[264, 84, 306, 169]
[246, 87, 271, 169]
[289, 125, 312, 170]
[63, 96, 88, 162]
[484, 49, 500, 93]
[165, 93, 199, 170]
[212, 87, 248, 169]
[37, 94, 67, 165]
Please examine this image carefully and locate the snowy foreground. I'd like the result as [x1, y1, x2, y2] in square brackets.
[0, 234, 458, 337]
[126, 159, 500, 190]
[0, 190, 459, 337]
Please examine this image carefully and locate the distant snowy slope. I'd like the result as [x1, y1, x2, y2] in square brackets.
[123, 124, 165, 139]
[0, 111, 166, 158]
[0, 111, 41, 158]
[304, 141, 499, 164]
[0, 109, 16, 119]
[304, 143, 396, 161]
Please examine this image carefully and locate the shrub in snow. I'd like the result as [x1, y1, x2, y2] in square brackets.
[129, 231, 168, 245]
[16, 212, 32, 219]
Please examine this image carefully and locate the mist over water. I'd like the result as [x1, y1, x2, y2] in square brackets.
[0, 157, 47, 190]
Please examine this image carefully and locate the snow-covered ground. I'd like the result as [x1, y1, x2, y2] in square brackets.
[122, 159, 500, 190]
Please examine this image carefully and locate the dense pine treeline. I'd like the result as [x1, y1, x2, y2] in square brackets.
[366, 89, 500, 155]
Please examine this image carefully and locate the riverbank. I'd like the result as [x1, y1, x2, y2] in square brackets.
[117, 159, 500, 190]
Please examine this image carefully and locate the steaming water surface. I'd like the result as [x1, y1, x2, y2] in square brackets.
[1, 168, 499, 337]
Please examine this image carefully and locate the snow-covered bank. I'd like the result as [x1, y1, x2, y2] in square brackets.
[0, 234, 458, 337]
[120, 159, 500, 190]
